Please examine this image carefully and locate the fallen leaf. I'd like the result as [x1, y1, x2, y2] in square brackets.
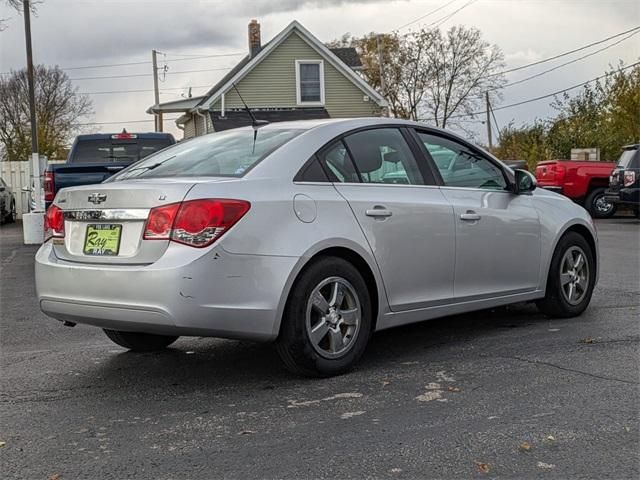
[475, 461, 490, 474]
[0, 441, 5, 448]
[239, 430, 256, 435]
[48, 475, 62, 480]
[519, 442, 531, 451]
[389, 468, 402, 474]
[382, 380, 391, 387]
[546, 435, 556, 442]
[447, 386, 461, 393]
[578, 337, 594, 344]
[537, 461, 555, 470]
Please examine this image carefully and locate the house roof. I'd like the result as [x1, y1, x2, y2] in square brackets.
[329, 47, 362, 69]
[196, 20, 386, 111]
[146, 95, 205, 114]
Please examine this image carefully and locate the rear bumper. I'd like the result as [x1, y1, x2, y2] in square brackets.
[35, 242, 299, 341]
[605, 187, 640, 206]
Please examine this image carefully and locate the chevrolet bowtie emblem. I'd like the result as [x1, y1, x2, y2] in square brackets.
[88, 193, 107, 205]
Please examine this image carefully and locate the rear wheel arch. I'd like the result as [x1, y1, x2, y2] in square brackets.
[277, 246, 381, 336]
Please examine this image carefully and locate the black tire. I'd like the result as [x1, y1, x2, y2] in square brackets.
[276, 256, 373, 377]
[6, 201, 16, 223]
[536, 231, 596, 318]
[585, 187, 616, 218]
[103, 329, 179, 352]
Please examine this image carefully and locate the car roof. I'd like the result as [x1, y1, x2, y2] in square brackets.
[231, 117, 455, 137]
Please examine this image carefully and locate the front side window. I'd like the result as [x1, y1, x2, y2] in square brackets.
[296, 60, 323, 104]
[343, 128, 424, 185]
[111, 128, 303, 181]
[416, 131, 507, 190]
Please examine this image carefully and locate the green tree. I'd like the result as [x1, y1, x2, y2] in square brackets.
[491, 120, 553, 170]
[547, 63, 640, 161]
[0, 65, 92, 161]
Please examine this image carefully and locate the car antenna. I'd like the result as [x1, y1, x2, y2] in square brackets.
[232, 83, 268, 153]
[232, 83, 269, 129]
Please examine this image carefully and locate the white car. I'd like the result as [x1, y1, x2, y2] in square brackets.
[36, 118, 598, 376]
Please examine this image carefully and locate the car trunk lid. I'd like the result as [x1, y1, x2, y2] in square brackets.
[51, 178, 229, 265]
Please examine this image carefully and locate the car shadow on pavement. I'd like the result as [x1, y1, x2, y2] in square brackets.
[73, 302, 548, 394]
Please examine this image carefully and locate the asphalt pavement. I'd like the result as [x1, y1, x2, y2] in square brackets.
[1, 218, 638, 479]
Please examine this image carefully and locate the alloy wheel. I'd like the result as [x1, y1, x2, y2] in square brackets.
[560, 246, 590, 305]
[593, 195, 614, 215]
[305, 276, 361, 359]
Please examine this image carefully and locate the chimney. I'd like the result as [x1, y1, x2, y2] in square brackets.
[248, 20, 261, 58]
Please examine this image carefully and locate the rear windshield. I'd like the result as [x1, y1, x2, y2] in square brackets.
[111, 128, 304, 181]
[70, 138, 174, 164]
[616, 149, 639, 169]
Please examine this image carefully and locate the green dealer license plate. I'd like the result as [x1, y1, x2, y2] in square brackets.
[83, 224, 122, 256]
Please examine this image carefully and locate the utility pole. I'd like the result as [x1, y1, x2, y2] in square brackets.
[152, 49, 162, 132]
[377, 34, 387, 117]
[485, 91, 493, 149]
[23, 0, 37, 154]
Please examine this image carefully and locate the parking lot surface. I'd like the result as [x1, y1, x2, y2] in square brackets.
[1, 218, 639, 479]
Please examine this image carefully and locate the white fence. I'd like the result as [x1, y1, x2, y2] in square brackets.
[0, 160, 64, 219]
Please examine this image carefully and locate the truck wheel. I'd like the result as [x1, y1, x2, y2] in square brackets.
[7, 201, 16, 223]
[536, 232, 596, 318]
[103, 329, 179, 352]
[585, 188, 616, 218]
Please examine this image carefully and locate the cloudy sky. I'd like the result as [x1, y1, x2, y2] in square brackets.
[0, 0, 638, 142]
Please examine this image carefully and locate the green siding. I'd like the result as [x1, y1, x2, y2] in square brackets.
[211, 31, 381, 118]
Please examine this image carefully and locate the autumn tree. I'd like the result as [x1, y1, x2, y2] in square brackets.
[0, 65, 92, 161]
[328, 26, 506, 127]
[547, 63, 640, 161]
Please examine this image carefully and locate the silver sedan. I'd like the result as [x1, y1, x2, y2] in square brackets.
[35, 118, 598, 376]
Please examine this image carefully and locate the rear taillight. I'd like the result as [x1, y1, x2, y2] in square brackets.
[143, 199, 250, 248]
[44, 205, 65, 240]
[552, 164, 566, 182]
[623, 170, 636, 187]
[44, 172, 55, 202]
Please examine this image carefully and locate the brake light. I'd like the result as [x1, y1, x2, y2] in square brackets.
[623, 170, 636, 187]
[44, 171, 55, 202]
[143, 203, 180, 239]
[551, 164, 566, 182]
[44, 205, 65, 240]
[143, 199, 250, 247]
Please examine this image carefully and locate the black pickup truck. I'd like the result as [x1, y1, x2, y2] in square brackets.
[606, 144, 640, 218]
[43, 131, 175, 208]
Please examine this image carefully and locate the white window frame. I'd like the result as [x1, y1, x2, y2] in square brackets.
[295, 59, 325, 106]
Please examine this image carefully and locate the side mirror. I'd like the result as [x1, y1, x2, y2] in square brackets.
[514, 169, 537, 194]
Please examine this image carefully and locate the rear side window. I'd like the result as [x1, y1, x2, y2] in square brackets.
[343, 128, 424, 185]
[112, 128, 304, 180]
[617, 149, 639, 169]
[317, 141, 360, 183]
[70, 138, 173, 163]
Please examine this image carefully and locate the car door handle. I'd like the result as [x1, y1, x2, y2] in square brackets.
[106, 166, 125, 172]
[460, 211, 481, 221]
[366, 207, 393, 218]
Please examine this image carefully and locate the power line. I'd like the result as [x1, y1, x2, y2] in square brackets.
[80, 85, 210, 95]
[74, 116, 181, 126]
[430, 0, 478, 29]
[0, 52, 243, 75]
[488, 26, 640, 78]
[395, 0, 459, 30]
[69, 66, 231, 81]
[480, 29, 640, 95]
[446, 62, 639, 121]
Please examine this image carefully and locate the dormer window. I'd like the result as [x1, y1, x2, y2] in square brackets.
[296, 60, 325, 105]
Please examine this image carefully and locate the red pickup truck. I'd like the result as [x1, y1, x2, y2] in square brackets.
[535, 160, 617, 218]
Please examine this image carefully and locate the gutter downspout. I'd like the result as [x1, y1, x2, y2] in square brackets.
[196, 109, 209, 135]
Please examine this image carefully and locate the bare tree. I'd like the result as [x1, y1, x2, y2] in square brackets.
[329, 25, 505, 127]
[0, 65, 92, 161]
[1, 0, 39, 31]
[419, 26, 506, 129]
